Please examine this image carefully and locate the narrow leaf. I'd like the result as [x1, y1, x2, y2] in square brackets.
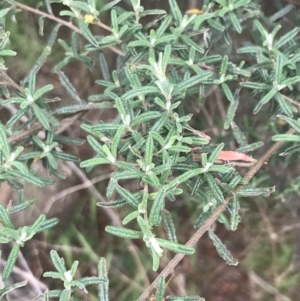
[167, 168, 204, 189]
[50, 250, 67, 274]
[0, 204, 14, 229]
[122, 86, 160, 101]
[230, 197, 240, 231]
[208, 143, 225, 163]
[78, 19, 98, 46]
[274, 93, 292, 117]
[208, 230, 238, 265]
[149, 189, 166, 227]
[130, 111, 161, 127]
[162, 209, 178, 243]
[112, 180, 139, 207]
[54, 68, 82, 103]
[156, 277, 165, 301]
[237, 186, 275, 197]
[224, 96, 239, 129]
[272, 134, 300, 142]
[2, 244, 20, 281]
[156, 238, 195, 255]
[97, 258, 109, 301]
[105, 226, 143, 239]
[173, 71, 212, 94]
[205, 174, 224, 203]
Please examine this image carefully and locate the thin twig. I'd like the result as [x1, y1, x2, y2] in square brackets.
[111, 265, 145, 292]
[12, 2, 123, 56]
[276, 262, 295, 284]
[44, 172, 114, 213]
[188, 0, 198, 9]
[249, 270, 292, 301]
[94, 20, 113, 32]
[277, 223, 300, 234]
[8, 123, 44, 144]
[55, 112, 85, 135]
[7, 112, 84, 144]
[0, 259, 47, 293]
[200, 104, 219, 136]
[199, 62, 215, 71]
[4, 104, 28, 123]
[137, 127, 296, 301]
[255, 198, 278, 281]
[0, 70, 24, 93]
[14, 2, 82, 34]
[282, 94, 300, 108]
[214, 88, 227, 121]
[16, 248, 45, 295]
[32, 239, 89, 254]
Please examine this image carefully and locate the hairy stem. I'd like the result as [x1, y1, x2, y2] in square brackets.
[12, 2, 124, 56]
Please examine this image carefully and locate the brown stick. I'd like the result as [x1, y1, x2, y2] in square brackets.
[12, 2, 124, 56]
[137, 127, 296, 301]
[0, 71, 24, 93]
[14, 2, 82, 34]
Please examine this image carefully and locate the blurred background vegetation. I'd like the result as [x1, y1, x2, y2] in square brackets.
[1, 0, 300, 300]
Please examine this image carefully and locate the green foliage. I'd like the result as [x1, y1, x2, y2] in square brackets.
[0, 202, 58, 282]
[43, 251, 105, 300]
[1, 0, 300, 300]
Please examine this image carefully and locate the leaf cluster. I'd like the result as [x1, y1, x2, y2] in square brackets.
[1, 0, 300, 300]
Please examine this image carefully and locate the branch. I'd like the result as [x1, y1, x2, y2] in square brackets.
[13, 2, 124, 56]
[7, 112, 85, 144]
[15, 2, 82, 34]
[0, 71, 24, 93]
[282, 94, 300, 108]
[137, 127, 296, 301]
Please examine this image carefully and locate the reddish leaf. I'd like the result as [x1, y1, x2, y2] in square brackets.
[217, 151, 256, 162]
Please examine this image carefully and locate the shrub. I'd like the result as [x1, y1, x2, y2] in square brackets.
[1, 0, 300, 300]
